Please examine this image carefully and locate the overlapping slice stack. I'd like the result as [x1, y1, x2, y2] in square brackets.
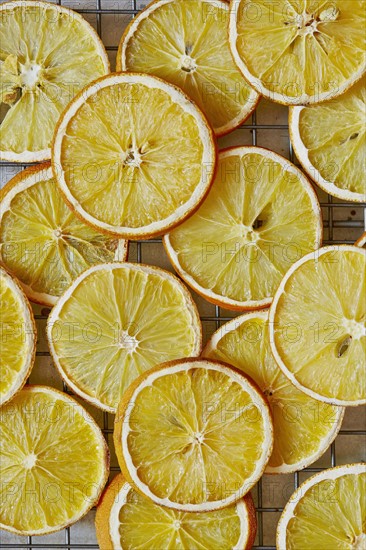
[0, 0, 109, 161]
[203, 311, 344, 473]
[117, 0, 259, 135]
[0, 164, 127, 306]
[165, 146, 322, 310]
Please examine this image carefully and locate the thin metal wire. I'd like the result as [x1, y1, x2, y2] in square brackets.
[0, 0, 365, 548]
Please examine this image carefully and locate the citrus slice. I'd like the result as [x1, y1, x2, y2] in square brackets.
[277, 463, 366, 549]
[47, 263, 201, 412]
[270, 246, 366, 406]
[117, 0, 259, 136]
[0, 267, 36, 406]
[0, 0, 109, 162]
[52, 73, 216, 239]
[203, 310, 344, 474]
[164, 146, 322, 310]
[114, 358, 273, 511]
[289, 78, 366, 202]
[0, 385, 109, 535]
[229, 0, 366, 105]
[0, 164, 127, 306]
[95, 474, 257, 550]
[355, 232, 366, 248]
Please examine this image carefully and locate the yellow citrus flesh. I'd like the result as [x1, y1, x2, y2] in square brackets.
[270, 246, 366, 406]
[0, 386, 109, 535]
[0, 165, 127, 306]
[0, 267, 35, 405]
[47, 263, 201, 412]
[290, 78, 366, 202]
[277, 464, 366, 550]
[164, 146, 321, 310]
[114, 359, 273, 511]
[118, 0, 259, 135]
[53, 73, 216, 238]
[95, 474, 256, 550]
[0, 1, 109, 161]
[230, 0, 366, 105]
[203, 311, 343, 473]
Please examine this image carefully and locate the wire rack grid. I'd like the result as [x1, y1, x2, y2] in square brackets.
[0, 0, 365, 549]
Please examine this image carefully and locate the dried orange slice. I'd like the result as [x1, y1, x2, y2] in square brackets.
[117, 0, 259, 136]
[0, 267, 36, 406]
[52, 73, 216, 239]
[114, 358, 273, 511]
[0, 0, 109, 162]
[0, 164, 127, 306]
[95, 474, 257, 550]
[277, 463, 366, 549]
[0, 385, 109, 535]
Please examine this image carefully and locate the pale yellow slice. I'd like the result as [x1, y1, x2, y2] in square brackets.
[270, 246, 366, 406]
[164, 146, 322, 310]
[0, 164, 127, 306]
[117, 0, 259, 136]
[52, 73, 216, 238]
[0, 267, 36, 405]
[47, 263, 201, 412]
[114, 359, 273, 511]
[95, 474, 257, 550]
[277, 463, 366, 549]
[229, 0, 366, 105]
[0, 0, 109, 162]
[0, 385, 109, 535]
[290, 78, 366, 202]
[203, 310, 344, 473]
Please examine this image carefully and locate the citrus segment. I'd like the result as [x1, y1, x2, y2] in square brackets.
[290, 78, 366, 202]
[117, 0, 259, 136]
[0, 267, 36, 406]
[164, 146, 321, 310]
[277, 463, 366, 549]
[203, 311, 344, 473]
[114, 358, 273, 511]
[95, 474, 257, 550]
[0, 0, 109, 162]
[270, 246, 366, 406]
[52, 73, 216, 238]
[0, 385, 109, 535]
[0, 164, 127, 306]
[229, 0, 366, 105]
[47, 263, 201, 412]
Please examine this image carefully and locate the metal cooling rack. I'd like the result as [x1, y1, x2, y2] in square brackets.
[0, 0, 365, 548]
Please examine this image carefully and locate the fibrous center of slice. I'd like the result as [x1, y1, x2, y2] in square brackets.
[20, 61, 43, 90]
[342, 319, 365, 341]
[239, 224, 259, 242]
[122, 146, 143, 168]
[353, 534, 366, 549]
[173, 520, 181, 530]
[23, 453, 37, 469]
[180, 55, 197, 73]
[53, 228, 63, 238]
[116, 329, 139, 352]
[287, 7, 339, 36]
[192, 431, 204, 444]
